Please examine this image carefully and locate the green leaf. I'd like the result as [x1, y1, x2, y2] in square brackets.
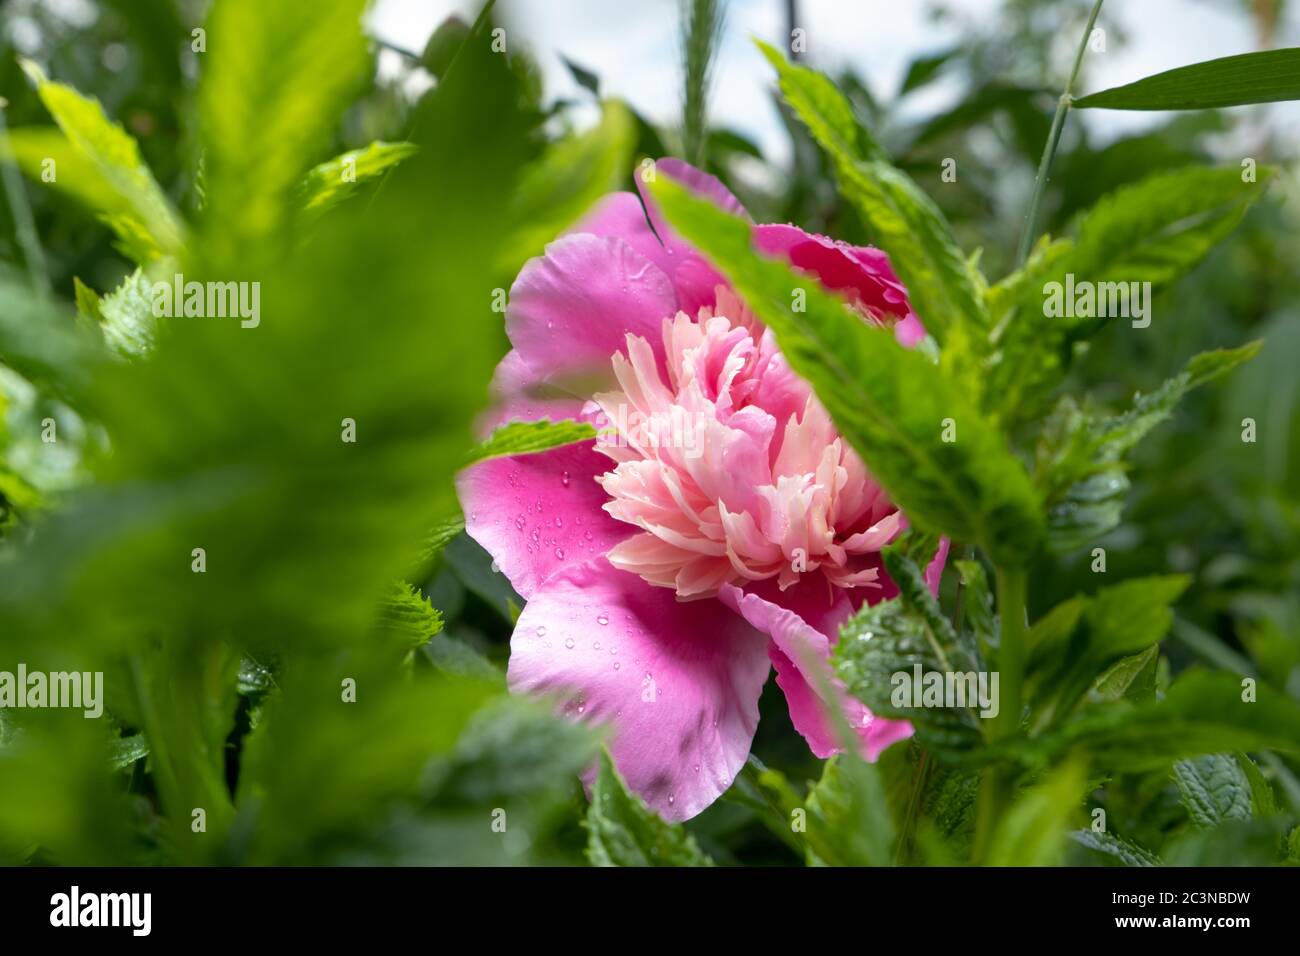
[586, 750, 714, 867]
[988, 168, 1271, 423]
[18, 60, 185, 261]
[954, 558, 996, 653]
[981, 671, 1300, 771]
[1238, 753, 1279, 818]
[464, 419, 597, 465]
[197, 0, 372, 263]
[108, 733, 149, 772]
[836, 549, 985, 750]
[800, 755, 896, 866]
[1037, 342, 1261, 551]
[421, 15, 472, 79]
[424, 696, 598, 804]
[501, 100, 635, 272]
[1173, 754, 1252, 828]
[985, 760, 1088, 866]
[1027, 575, 1190, 727]
[72, 277, 103, 327]
[1069, 829, 1161, 866]
[376, 582, 444, 649]
[0, 271, 101, 401]
[300, 141, 418, 214]
[1092, 645, 1159, 703]
[758, 40, 986, 343]
[561, 55, 601, 97]
[0, 127, 126, 216]
[647, 175, 1043, 566]
[1074, 48, 1300, 111]
[97, 267, 157, 357]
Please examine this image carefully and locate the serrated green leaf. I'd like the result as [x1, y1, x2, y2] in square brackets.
[300, 141, 418, 214]
[1037, 342, 1260, 551]
[1237, 752, 1279, 818]
[1174, 753, 1253, 828]
[758, 41, 985, 343]
[376, 582, 444, 649]
[0, 126, 126, 217]
[97, 267, 157, 357]
[836, 549, 985, 750]
[18, 60, 185, 261]
[1074, 48, 1300, 111]
[1069, 829, 1162, 866]
[1027, 575, 1189, 728]
[425, 696, 598, 804]
[989, 168, 1271, 423]
[647, 176, 1043, 566]
[586, 750, 714, 867]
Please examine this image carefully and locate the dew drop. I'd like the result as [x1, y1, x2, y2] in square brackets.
[536, 625, 547, 637]
[554, 547, 565, 559]
[561, 471, 571, 487]
[597, 614, 609, 626]
[514, 515, 525, 530]
[613, 661, 621, 670]
[554, 516, 563, 528]
[593, 641, 601, 650]
[583, 530, 593, 541]
[668, 793, 675, 806]
[564, 637, 575, 649]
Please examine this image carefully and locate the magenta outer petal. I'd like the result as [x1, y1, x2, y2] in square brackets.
[457, 440, 634, 602]
[925, 538, 951, 597]
[719, 575, 909, 760]
[508, 557, 771, 822]
[506, 233, 678, 389]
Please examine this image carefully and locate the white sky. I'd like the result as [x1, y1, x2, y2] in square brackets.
[370, 0, 1300, 164]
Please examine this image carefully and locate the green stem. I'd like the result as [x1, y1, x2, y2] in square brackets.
[0, 99, 51, 296]
[1014, 0, 1105, 267]
[973, 565, 1027, 862]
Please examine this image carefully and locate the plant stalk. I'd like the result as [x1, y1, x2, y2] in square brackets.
[973, 565, 1027, 861]
[1014, 0, 1105, 267]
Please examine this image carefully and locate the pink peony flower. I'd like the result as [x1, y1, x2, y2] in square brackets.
[457, 159, 947, 821]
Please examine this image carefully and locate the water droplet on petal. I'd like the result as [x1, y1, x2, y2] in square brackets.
[564, 637, 575, 649]
[583, 530, 593, 541]
[597, 614, 609, 626]
[554, 547, 565, 559]
[515, 515, 525, 530]
[613, 661, 620, 670]
[554, 516, 563, 528]
[561, 471, 571, 487]
[536, 625, 547, 637]
[592, 641, 601, 650]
